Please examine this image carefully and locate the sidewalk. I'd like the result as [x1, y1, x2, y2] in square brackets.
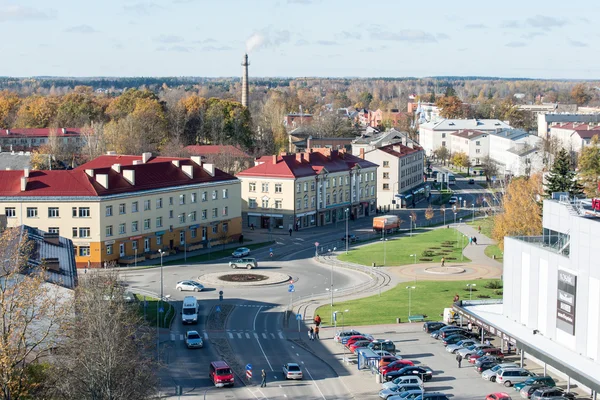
[455, 223, 502, 269]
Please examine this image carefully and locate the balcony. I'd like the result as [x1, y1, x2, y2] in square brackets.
[511, 231, 570, 257]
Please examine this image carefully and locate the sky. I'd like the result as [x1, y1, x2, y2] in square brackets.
[1, 0, 599, 79]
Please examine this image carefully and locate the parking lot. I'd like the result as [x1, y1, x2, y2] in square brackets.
[316, 323, 591, 400]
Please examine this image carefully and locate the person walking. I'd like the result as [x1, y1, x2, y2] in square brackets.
[309, 327, 314, 341]
[261, 369, 266, 387]
[478, 225, 481, 233]
[467, 322, 473, 332]
[473, 236, 478, 245]
[314, 315, 321, 326]
[315, 326, 320, 340]
[289, 228, 293, 237]
[456, 353, 463, 368]
[468, 236, 473, 245]
[441, 257, 445, 267]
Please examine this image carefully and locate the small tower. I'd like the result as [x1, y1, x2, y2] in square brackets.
[241, 54, 250, 108]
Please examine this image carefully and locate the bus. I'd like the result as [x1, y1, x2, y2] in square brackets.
[448, 173, 456, 186]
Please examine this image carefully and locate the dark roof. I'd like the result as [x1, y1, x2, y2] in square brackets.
[450, 129, 488, 139]
[0, 128, 81, 137]
[376, 143, 423, 158]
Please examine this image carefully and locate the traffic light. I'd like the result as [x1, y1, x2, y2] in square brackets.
[219, 290, 223, 301]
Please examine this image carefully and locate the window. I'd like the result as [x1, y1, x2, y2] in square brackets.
[79, 246, 90, 257]
[383, 161, 389, 167]
[370, 187, 375, 196]
[332, 178, 336, 187]
[179, 194, 186, 205]
[296, 183, 301, 192]
[304, 195, 308, 208]
[202, 191, 207, 201]
[180, 231, 185, 245]
[261, 183, 269, 192]
[223, 223, 228, 233]
[222, 189, 228, 199]
[26, 207, 37, 218]
[275, 183, 282, 193]
[179, 214, 186, 223]
[326, 194, 330, 205]
[72, 227, 78, 238]
[156, 198, 163, 209]
[212, 225, 218, 234]
[48, 227, 59, 234]
[78, 207, 90, 218]
[168, 209, 174, 219]
[144, 238, 150, 252]
[79, 227, 90, 238]
[191, 193, 197, 203]
[442, 133, 446, 138]
[311, 196, 316, 207]
[441, 141, 446, 147]
[201, 227, 207, 240]
[383, 183, 390, 190]
[119, 203, 126, 214]
[325, 179, 329, 188]
[119, 223, 126, 234]
[144, 219, 151, 230]
[156, 236, 162, 246]
[168, 197, 173, 206]
[212, 190, 218, 200]
[333, 192, 337, 203]
[275, 200, 282, 209]
[156, 216, 163, 227]
[132, 221, 139, 232]
[212, 208, 218, 218]
[383, 172, 390, 179]
[106, 244, 113, 255]
[262, 199, 269, 208]
[72, 207, 77, 217]
[371, 172, 374, 181]
[476, 149, 481, 154]
[106, 225, 113, 237]
[144, 199, 151, 210]
[249, 198, 257, 209]
[48, 207, 60, 218]
[223, 206, 228, 216]
[202, 209, 207, 220]
[132, 241, 138, 250]
[311, 181, 316, 191]
[106, 205, 113, 216]
[132, 202, 138, 213]
[475, 141, 480, 146]
[5, 207, 16, 217]
[190, 211, 196, 221]
[249, 182, 256, 192]
[345, 176, 349, 185]
[191, 228, 197, 239]
[303, 182, 308, 192]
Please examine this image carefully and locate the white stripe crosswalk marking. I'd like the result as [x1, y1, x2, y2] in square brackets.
[270, 333, 275, 339]
[180, 334, 184, 341]
[228, 332, 233, 339]
[237, 333, 242, 339]
[254, 333, 259, 339]
[170, 333, 175, 341]
[203, 332, 208, 340]
[262, 333, 267, 339]
[245, 332, 250, 339]
[278, 332, 284, 339]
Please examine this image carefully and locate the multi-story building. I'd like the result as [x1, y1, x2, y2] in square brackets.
[351, 128, 417, 156]
[0, 152, 241, 268]
[363, 143, 425, 211]
[449, 130, 489, 165]
[548, 122, 600, 153]
[236, 148, 378, 230]
[537, 112, 600, 137]
[488, 129, 543, 177]
[0, 128, 83, 152]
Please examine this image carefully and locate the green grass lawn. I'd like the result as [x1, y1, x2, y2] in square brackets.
[484, 245, 503, 262]
[163, 241, 275, 266]
[315, 279, 503, 326]
[338, 228, 470, 266]
[467, 217, 503, 262]
[134, 294, 175, 328]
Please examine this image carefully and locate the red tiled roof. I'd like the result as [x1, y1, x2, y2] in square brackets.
[0, 156, 237, 197]
[236, 149, 378, 179]
[185, 145, 251, 158]
[575, 129, 600, 139]
[552, 122, 599, 131]
[377, 143, 423, 158]
[0, 128, 81, 137]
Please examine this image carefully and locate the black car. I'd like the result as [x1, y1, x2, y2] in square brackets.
[341, 234, 359, 242]
[423, 322, 446, 333]
[475, 360, 499, 373]
[442, 334, 468, 346]
[468, 178, 475, 184]
[384, 366, 433, 382]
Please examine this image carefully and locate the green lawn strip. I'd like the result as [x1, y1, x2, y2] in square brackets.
[484, 244, 503, 262]
[338, 228, 470, 267]
[315, 279, 503, 327]
[134, 294, 175, 328]
[162, 241, 275, 266]
[467, 217, 494, 238]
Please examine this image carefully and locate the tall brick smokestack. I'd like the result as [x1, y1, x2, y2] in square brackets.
[241, 53, 249, 108]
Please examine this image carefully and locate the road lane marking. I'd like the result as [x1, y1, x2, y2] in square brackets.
[245, 332, 251, 339]
[253, 306, 274, 371]
[237, 333, 242, 339]
[262, 333, 267, 339]
[254, 332, 259, 339]
[278, 332, 284, 339]
[203, 332, 208, 340]
[228, 332, 233, 339]
[304, 367, 327, 400]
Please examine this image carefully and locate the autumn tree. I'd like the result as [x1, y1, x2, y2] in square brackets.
[570, 83, 591, 106]
[433, 147, 450, 166]
[54, 86, 105, 127]
[492, 174, 544, 250]
[545, 148, 584, 197]
[0, 228, 71, 400]
[311, 113, 357, 138]
[436, 96, 468, 119]
[451, 152, 470, 173]
[577, 135, 600, 197]
[425, 206, 434, 222]
[80, 121, 107, 161]
[480, 155, 499, 183]
[48, 272, 158, 400]
[0, 90, 21, 127]
[14, 95, 60, 128]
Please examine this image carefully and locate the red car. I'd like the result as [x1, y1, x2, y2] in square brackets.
[469, 348, 504, 364]
[348, 340, 372, 354]
[486, 393, 512, 400]
[345, 335, 372, 348]
[379, 359, 415, 375]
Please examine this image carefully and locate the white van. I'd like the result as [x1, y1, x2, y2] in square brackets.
[181, 296, 199, 324]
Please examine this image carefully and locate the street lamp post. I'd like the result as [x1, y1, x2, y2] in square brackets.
[410, 254, 417, 264]
[330, 262, 334, 307]
[472, 203, 475, 223]
[442, 207, 446, 226]
[134, 247, 137, 269]
[406, 286, 416, 318]
[345, 208, 349, 254]
[157, 249, 165, 360]
[467, 283, 476, 300]
[453, 211, 457, 225]
[409, 215, 413, 237]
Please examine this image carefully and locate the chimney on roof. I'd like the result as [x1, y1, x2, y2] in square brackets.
[20, 176, 27, 192]
[5, 129, 9, 135]
[359, 148, 365, 160]
[85, 169, 94, 177]
[191, 156, 202, 166]
[305, 150, 311, 163]
[203, 163, 215, 177]
[296, 153, 303, 163]
[393, 145, 401, 153]
[171, 160, 180, 167]
[142, 152, 152, 163]
[96, 174, 108, 189]
[61, 128, 67, 134]
[182, 164, 194, 179]
[106, 151, 116, 155]
[307, 135, 312, 151]
[111, 164, 121, 173]
[23, 168, 29, 178]
[42, 258, 60, 272]
[272, 155, 277, 164]
[123, 169, 135, 185]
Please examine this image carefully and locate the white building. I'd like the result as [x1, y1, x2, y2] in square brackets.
[419, 119, 511, 156]
[537, 113, 600, 137]
[549, 122, 600, 153]
[449, 130, 489, 165]
[488, 129, 543, 177]
[454, 196, 600, 397]
[351, 128, 417, 156]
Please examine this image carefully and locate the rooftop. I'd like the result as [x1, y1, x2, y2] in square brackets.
[0, 128, 81, 137]
[0, 151, 32, 170]
[184, 145, 251, 158]
[420, 118, 511, 131]
[487, 128, 530, 141]
[450, 129, 488, 139]
[373, 142, 423, 158]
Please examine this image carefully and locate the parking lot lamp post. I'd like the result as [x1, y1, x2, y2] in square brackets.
[157, 249, 165, 360]
[409, 215, 413, 237]
[472, 203, 475, 223]
[406, 286, 416, 318]
[345, 208, 349, 254]
[467, 283, 476, 300]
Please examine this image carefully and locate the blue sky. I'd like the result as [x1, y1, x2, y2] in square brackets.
[1, 0, 599, 79]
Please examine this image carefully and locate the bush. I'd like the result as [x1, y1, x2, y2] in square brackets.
[495, 290, 503, 295]
[446, 257, 456, 260]
[477, 294, 490, 299]
[422, 250, 436, 257]
[420, 258, 433, 262]
[484, 280, 503, 289]
[463, 286, 477, 291]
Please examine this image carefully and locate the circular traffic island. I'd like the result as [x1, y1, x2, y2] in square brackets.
[198, 271, 291, 287]
[218, 273, 269, 283]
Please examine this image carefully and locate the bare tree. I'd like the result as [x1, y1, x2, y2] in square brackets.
[480, 155, 499, 183]
[81, 121, 106, 161]
[48, 272, 158, 400]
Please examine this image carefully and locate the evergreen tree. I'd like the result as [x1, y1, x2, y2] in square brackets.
[428, 91, 436, 103]
[545, 148, 584, 197]
[577, 135, 600, 197]
[445, 85, 457, 97]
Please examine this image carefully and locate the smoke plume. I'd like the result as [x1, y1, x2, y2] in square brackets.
[245, 28, 291, 53]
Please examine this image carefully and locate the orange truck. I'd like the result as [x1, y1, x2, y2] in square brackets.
[372, 215, 401, 232]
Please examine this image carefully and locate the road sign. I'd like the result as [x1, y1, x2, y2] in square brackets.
[314, 242, 319, 247]
[215, 305, 221, 313]
[246, 364, 252, 370]
[246, 369, 252, 380]
[158, 307, 164, 313]
[296, 313, 302, 321]
[288, 284, 295, 293]
[289, 279, 294, 284]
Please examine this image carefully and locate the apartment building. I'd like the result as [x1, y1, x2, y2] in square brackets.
[236, 148, 378, 230]
[449, 130, 489, 165]
[0, 128, 83, 152]
[0, 152, 241, 268]
[363, 143, 425, 211]
[548, 122, 600, 153]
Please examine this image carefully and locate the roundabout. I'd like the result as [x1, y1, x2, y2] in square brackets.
[197, 270, 292, 287]
[424, 266, 466, 274]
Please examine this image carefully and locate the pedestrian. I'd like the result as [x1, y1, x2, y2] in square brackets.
[453, 293, 460, 302]
[315, 326, 320, 339]
[314, 315, 321, 326]
[261, 369, 266, 387]
[469, 236, 473, 245]
[485, 338, 491, 346]
[103, 261, 107, 269]
[473, 236, 478, 245]
[289, 228, 293, 237]
[441, 257, 445, 267]
[456, 353, 463, 368]
[309, 327, 314, 340]
[250, 223, 254, 231]
[239, 234, 244, 244]
[467, 322, 473, 332]
[507, 342, 512, 354]
[478, 225, 481, 233]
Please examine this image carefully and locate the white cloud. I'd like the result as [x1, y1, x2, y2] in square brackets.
[465, 24, 486, 29]
[201, 45, 233, 52]
[370, 27, 437, 43]
[0, 5, 55, 22]
[65, 25, 98, 34]
[123, 2, 161, 15]
[157, 45, 192, 52]
[526, 15, 567, 30]
[317, 40, 339, 46]
[154, 35, 184, 44]
[505, 41, 526, 48]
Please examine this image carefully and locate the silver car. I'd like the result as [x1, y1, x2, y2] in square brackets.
[176, 280, 205, 292]
[446, 339, 478, 354]
[185, 330, 203, 348]
[379, 384, 423, 399]
[481, 363, 519, 382]
[456, 343, 492, 358]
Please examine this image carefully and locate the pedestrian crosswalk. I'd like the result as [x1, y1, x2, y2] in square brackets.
[170, 330, 286, 341]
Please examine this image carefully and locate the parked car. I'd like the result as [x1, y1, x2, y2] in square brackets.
[369, 339, 397, 354]
[446, 339, 479, 353]
[345, 335, 373, 348]
[413, 393, 449, 400]
[379, 355, 400, 369]
[423, 322, 446, 333]
[388, 390, 423, 400]
[229, 258, 257, 269]
[384, 366, 433, 382]
[382, 376, 423, 390]
[379, 384, 423, 399]
[476, 360, 501, 374]
[519, 385, 549, 399]
[442, 333, 468, 346]
[439, 328, 468, 340]
[486, 393, 513, 400]
[514, 376, 556, 391]
[348, 340, 373, 354]
[231, 247, 250, 257]
[448, 196, 458, 204]
[469, 348, 504, 363]
[430, 325, 460, 339]
[185, 330, 203, 348]
[482, 363, 520, 382]
[176, 280, 205, 292]
[380, 360, 415, 376]
[530, 388, 575, 400]
[468, 179, 475, 184]
[282, 363, 303, 380]
[334, 330, 362, 343]
[496, 367, 535, 387]
[341, 234, 359, 242]
[457, 343, 493, 358]
[475, 355, 502, 367]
